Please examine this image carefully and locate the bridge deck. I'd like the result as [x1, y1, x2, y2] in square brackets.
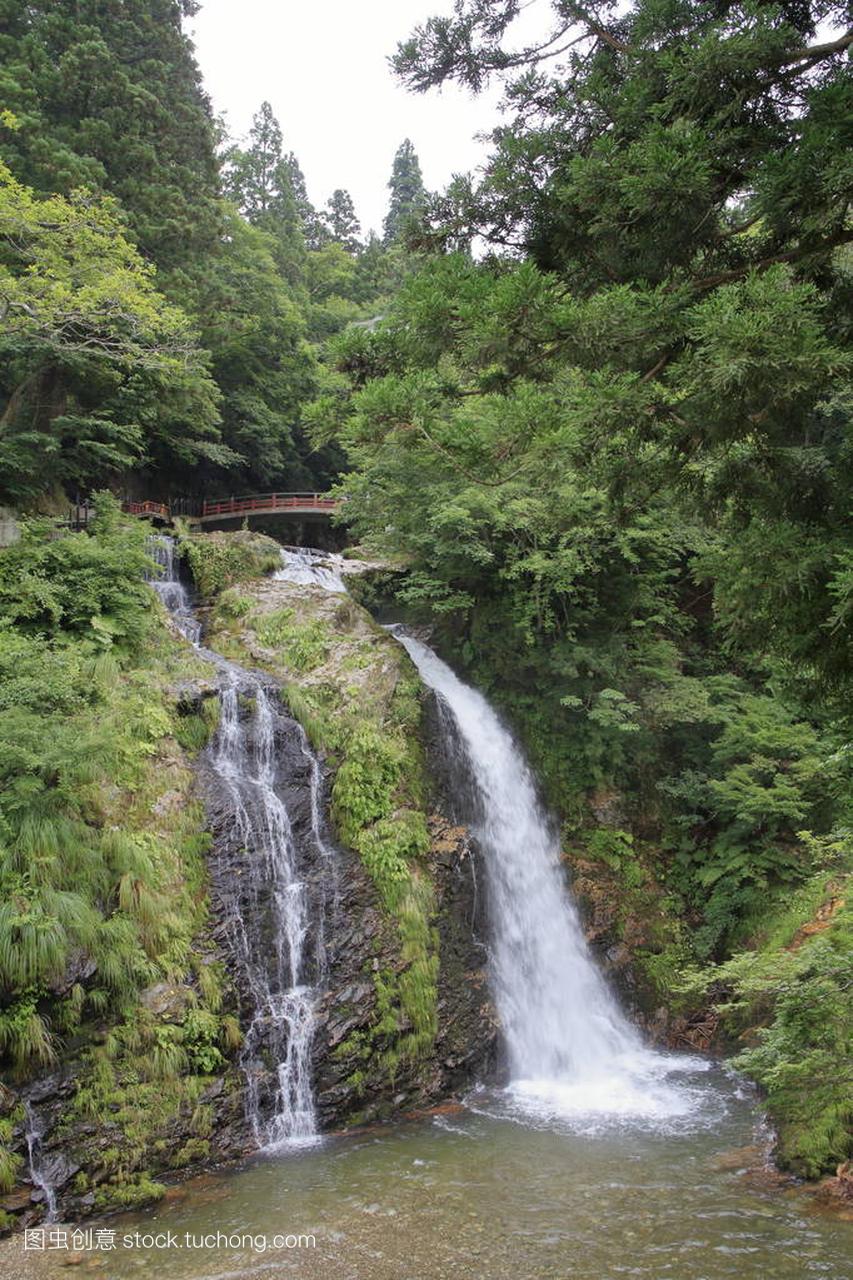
[193, 493, 339, 523]
[62, 493, 339, 530]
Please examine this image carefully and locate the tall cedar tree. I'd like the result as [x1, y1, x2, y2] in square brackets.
[382, 138, 427, 243]
[376, 0, 853, 706]
[0, 0, 221, 281]
[324, 188, 362, 253]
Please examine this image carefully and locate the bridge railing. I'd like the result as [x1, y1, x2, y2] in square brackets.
[60, 493, 339, 529]
[199, 493, 339, 517]
[62, 499, 171, 529]
[123, 500, 170, 519]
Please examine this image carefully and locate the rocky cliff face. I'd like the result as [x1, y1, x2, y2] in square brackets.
[313, 813, 496, 1127]
[1, 546, 497, 1230]
[199, 562, 498, 1131]
[198, 683, 496, 1137]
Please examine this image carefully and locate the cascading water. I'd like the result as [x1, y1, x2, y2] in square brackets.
[152, 534, 702, 1135]
[147, 537, 334, 1148]
[145, 534, 202, 644]
[23, 1101, 57, 1223]
[393, 630, 706, 1128]
[209, 673, 321, 1146]
[270, 544, 705, 1127]
[274, 546, 348, 593]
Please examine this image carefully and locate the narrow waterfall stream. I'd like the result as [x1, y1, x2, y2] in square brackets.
[22, 1102, 57, 1225]
[208, 674, 321, 1147]
[149, 539, 333, 1148]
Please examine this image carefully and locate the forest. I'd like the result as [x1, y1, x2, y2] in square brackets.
[0, 0, 850, 1261]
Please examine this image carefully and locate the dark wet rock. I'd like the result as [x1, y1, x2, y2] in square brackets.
[48, 950, 98, 999]
[39, 1152, 79, 1190]
[1, 1188, 33, 1211]
[589, 787, 628, 827]
[310, 811, 497, 1129]
[24, 1071, 76, 1105]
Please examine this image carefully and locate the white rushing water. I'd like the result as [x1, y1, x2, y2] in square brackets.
[274, 546, 348, 593]
[393, 630, 707, 1129]
[211, 674, 322, 1147]
[23, 1100, 57, 1223]
[147, 537, 332, 1148]
[145, 535, 202, 644]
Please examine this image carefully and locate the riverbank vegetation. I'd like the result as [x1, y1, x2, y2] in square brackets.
[0, 498, 239, 1211]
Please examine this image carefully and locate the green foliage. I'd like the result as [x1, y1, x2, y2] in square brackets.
[0, 1142, 22, 1194]
[193, 206, 318, 490]
[171, 1137, 210, 1168]
[324, 188, 362, 254]
[0, 159, 222, 500]
[0, 0, 220, 278]
[173, 698, 219, 752]
[383, 139, 427, 245]
[659, 689, 844, 955]
[699, 890, 852, 1177]
[217, 588, 254, 620]
[93, 1172, 166, 1212]
[332, 725, 406, 848]
[0, 15, 362, 499]
[183, 1007, 225, 1075]
[223, 101, 308, 280]
[253, 609, 330, 673]
[0, 997, 55, 1074]
[357, 811, 430, 899]
[0, 513, 221, 1080]
[179, 531, 281, 597]
[0, 494, 152, 649]
[586, 828, 636, 871]
[387, 0, 852, 706]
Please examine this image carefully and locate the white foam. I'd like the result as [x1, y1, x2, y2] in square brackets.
[274, 547, 348, 593]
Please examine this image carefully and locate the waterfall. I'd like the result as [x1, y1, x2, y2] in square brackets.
[209, 672, 322, 1146]
[146, 537, 333, 1148]
[24, 1101, 57, 1223]
[144, 536, 201, 644]
[393, 631, 703, 1126]
[274, 546, 348, 593]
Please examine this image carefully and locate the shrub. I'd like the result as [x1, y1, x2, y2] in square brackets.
[179, 531, 281, 597]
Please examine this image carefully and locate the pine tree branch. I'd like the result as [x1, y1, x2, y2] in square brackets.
[777, 28, 853, 68]
[689, 228, 853, 292]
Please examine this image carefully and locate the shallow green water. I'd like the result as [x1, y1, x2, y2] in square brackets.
[8, 1068, 850, 1280]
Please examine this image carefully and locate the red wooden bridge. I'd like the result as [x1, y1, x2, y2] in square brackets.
[194, 492, 339, 523]
[65, 493, 340, 529]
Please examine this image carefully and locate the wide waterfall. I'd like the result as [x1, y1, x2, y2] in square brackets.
[394, 631, 704, 1127]
[148, 537, 332, 1148]
[274, 545, 348, 593]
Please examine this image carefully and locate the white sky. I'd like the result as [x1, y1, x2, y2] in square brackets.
[187, 0, 511, 236]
